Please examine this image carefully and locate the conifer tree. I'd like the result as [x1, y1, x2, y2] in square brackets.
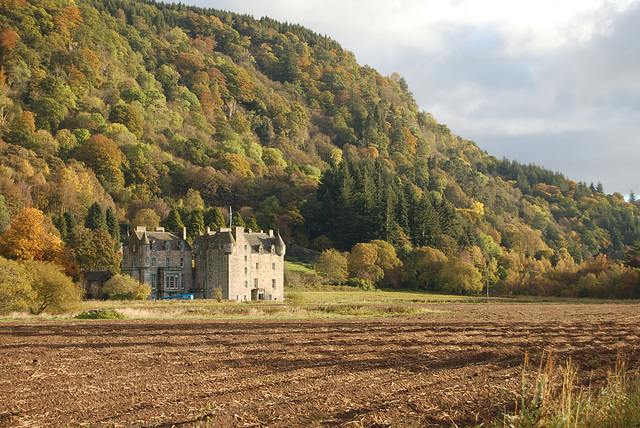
[85, 202, 106, 231]
[105, 207, 120, 243]
[185, 210, 204, 241]
[164, 209, 184, 232]
[245, 215, 260, 231]
[231, 211, 245, 228]
[203, 207, 225, 231]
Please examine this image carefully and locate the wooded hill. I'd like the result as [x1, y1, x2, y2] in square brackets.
[2, 0, 640, 298]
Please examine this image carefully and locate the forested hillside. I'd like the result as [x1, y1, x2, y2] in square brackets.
[2, 0, 640, 301]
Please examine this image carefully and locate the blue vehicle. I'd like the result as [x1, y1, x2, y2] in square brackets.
[161, 293, 194, 300]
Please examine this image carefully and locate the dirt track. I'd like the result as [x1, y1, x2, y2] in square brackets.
[1, 303, 640, 427]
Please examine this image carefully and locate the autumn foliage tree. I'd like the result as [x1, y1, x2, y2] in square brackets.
[315, 248, 348, 285]
[74, 134, 125, 193]
[0, 208, 63, 263]
[0, 257, 34, 314]
[25, 260, 83, 315]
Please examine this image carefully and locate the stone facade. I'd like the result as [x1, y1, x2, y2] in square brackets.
[121, 226, 193, 299]
[192, 227, 286, 301]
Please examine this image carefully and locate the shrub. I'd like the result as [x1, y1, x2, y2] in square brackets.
[347, 277, 375, 291]
[103, 274, 151, 300]
[213, 287, 223, 302]
[75, 309, 126, 319]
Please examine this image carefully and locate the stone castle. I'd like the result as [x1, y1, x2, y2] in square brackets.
[121, 226, 285, 301]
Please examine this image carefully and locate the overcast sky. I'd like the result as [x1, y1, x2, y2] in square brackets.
[180, 0, 640, 196]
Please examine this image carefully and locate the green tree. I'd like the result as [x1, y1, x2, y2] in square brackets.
[85, 202, 106, 230]
[25, 261, 83, 315]
[67, 227, 121, 275]
[185, 210, 204, 240]
[203, 207, 225, 231]
[231, 211, 246, 228]
[103, 274, 150, 300]
[0, 195, 10, 234]
[74, 134, 125, 193]
[105, 207, 120, 243]
[315, 249, 348, 285]
[245, 215, 260, 232]
[0, 257, 34, 314]
[163, 209, 184, 232]
[347, 242, 384, 282]
[439, 256, 483, 295]
[131, 209, 160, 230]
[108, 104, 143, 138]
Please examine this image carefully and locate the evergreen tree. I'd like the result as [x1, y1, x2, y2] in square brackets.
[245, 215, 260, 231]
[53, 215, 68, 240]
[85, 202, 106, 231]
[203, 207, 225, 231]
[231, 211, 246, 228]
[105, 207, 120, 243]
[164, 209, 184, 232]
[185, 210, 204, 241]
[63, 212, 77, 239]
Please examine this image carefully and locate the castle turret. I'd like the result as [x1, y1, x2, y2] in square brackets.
[275, 231, 286, 256]
[215, 229, 237, 255]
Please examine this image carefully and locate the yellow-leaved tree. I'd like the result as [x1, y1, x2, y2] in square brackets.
[0, 208, 63, 263]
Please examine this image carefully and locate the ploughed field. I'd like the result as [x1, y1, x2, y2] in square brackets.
[1, 303, 639, 427]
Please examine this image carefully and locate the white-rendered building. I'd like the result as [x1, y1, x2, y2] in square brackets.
[192, 226, 286, 301]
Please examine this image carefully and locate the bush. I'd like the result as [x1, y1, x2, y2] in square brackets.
[103, 274, 151, 300]
[75, 309, 126, 319]
[347, 277, 375, 291]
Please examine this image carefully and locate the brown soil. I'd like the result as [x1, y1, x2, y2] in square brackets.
[1, 303, 639, 427]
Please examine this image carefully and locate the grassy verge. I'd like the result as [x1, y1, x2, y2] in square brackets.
[494, 351, 640, 427]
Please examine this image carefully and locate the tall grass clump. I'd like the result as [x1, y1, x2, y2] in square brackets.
[500, 351, 640, 427]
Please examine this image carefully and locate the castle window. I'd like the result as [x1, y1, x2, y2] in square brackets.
[244, 280, 248, 288]
[132, 258, 136, 267]
[272, 279, 276, 289]
[151, 258, 156, 267]
[146, 257, 149, 264]
[255, 263, 259, 270]
[165, 258, 170, 267]
[181, 274, 185, 289]
[244, 245, 247, 251]
[180, 258, 184, 268]
[272, 263, 275, 270]
[151, 274, 156, 289]
[165, 273, 179, 290]
[244, 255, 247, 262]
[165, 241, 170, 251]
[244, 267, 247, 275]
[254, 278, 258, 288]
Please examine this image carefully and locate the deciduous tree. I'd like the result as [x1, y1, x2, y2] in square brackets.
[0, 208, 63, 263]
[315, 249, 348, 285]
[0, 257, 34, 314]
[103, 274, 150, 300]
[25, 260, 83, 315]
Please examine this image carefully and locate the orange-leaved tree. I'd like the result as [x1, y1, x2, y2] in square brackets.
[0, 208, 63, 263]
